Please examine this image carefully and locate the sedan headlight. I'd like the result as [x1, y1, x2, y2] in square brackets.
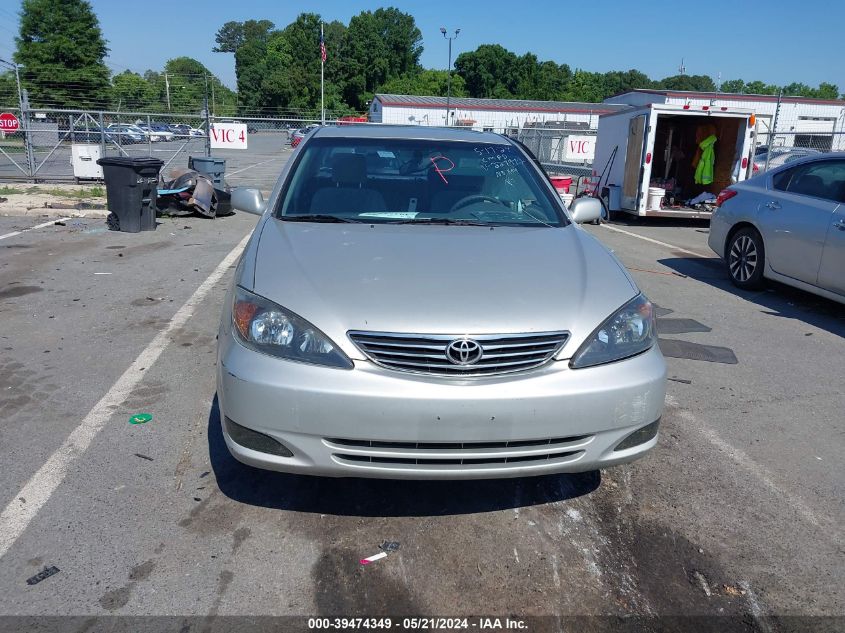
[570, 294, 656, 369]
[232, 286, 353, 369]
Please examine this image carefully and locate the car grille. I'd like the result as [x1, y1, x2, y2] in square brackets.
[347, 330, 569, 376]
[324, 434, 592, 472]
[335, 452, 582, 466]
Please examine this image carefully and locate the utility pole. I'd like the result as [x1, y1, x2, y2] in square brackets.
[320, 22, 326, 125]
[203, 76, 211, 158]
[440, 27, 460, 126]
[764, 90, 783, 173]
[21, 88, 35, 177]
[211, 79, 216, 117]
[165, 73, 171, 111]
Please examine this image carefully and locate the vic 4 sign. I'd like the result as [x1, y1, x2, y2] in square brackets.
[0, 112, 21, 132]
[210, 123, 248, 150]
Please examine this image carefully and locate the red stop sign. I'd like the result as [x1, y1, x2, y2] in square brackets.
[0, 113, 20, 132]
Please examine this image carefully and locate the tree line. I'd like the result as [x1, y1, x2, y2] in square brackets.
[1, 0, 236, 115]
[215, 11, 842, 114]
[1, 0, 841, 117]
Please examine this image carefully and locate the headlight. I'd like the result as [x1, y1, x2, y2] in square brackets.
[232, 286, 353, 369]
[570, 294, 656, 369]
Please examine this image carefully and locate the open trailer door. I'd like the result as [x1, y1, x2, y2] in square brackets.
[621, 114, 647, 210]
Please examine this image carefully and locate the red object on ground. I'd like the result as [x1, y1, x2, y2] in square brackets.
[549, 176, 572, 193]
[0, 112, 20, 132]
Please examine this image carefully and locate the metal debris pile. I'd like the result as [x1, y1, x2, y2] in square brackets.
[156, 169, 233, 219]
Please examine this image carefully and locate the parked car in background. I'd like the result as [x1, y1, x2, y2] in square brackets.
[709, 153, 845, 303]
[68, 125, 114, 144]
[135, 124, 160, 141]
[189, 127, 206, 137]
[136, 124, 173, 142]
[289, 125, 318, 148]
[752, 147, 821, 174]
[150, 123, 175, 141]
[289, 129, 305, 148]
[105, 124, 145, 144]
[219, 125, 666, 479]
[217, 118, 258, 134]
[168, 124, 192, 138]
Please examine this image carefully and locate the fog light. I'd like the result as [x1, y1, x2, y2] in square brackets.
[614, 419, 660, 451]
[224, 417, 293, 457]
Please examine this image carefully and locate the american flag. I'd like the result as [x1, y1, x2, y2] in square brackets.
[320, 29, 327, 63]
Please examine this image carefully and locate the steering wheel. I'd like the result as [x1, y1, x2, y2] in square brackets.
[450, 194, 510, 212]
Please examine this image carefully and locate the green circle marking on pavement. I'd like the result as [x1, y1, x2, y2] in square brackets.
[129, 413, 153, 425]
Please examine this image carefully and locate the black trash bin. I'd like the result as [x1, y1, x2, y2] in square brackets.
[97, 156, 164, 232]
[188, 156, 227, 188]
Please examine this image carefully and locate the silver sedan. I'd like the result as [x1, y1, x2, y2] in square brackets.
[219, 125, 666, 479]
[709, 153, 845, 304]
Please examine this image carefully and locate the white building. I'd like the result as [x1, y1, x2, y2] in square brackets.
[604, 89, 845, 151]
[369, 94, 628, 131]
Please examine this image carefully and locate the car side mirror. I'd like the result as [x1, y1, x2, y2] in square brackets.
[231, 188, 267, 216]
[569, 197, 602, 224]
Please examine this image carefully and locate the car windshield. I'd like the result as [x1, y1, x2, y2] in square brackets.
[278, 137, 565, 227]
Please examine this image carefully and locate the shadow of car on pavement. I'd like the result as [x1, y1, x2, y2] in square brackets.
[207, 395, 601, 518]
[657, 255, 845, 339]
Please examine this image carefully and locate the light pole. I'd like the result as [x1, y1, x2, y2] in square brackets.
[440, 27, 459, 126]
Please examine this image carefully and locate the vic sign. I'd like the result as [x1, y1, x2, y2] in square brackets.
[0, 112, 20, 132]
[210, 123, 248, 150]
[562, 135, 595, 161]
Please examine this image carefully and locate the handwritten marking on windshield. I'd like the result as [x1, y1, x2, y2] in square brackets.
[475, 146, 525, 176]
[430, 155, 455, 184]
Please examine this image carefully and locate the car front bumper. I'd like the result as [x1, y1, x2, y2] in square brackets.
[216, 332, 667, 479]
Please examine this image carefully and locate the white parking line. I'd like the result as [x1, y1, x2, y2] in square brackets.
[665, 395, 837, 537]
[0, 217, 73, 241]
[0, 232, 251, 561]
[600, 224, 710, 258]
[227, 155, 286, 177]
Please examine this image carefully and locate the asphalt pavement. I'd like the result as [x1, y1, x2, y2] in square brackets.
[0, 189, 842, 632]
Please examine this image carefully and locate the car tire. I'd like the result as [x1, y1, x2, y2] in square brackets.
[727, 227, 765, 290]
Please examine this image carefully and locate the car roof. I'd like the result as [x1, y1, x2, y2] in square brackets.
[312, 124, 511, 145]
[764, 147, 818, 155]
[750, 152, 845, 180]
[778, 151, 844, 163]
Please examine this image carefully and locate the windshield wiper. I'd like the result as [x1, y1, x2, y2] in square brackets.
[281, 214, 363, 223]
[394, 218, 489, 226]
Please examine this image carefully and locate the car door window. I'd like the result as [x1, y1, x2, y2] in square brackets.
[773, 160, 845, 202]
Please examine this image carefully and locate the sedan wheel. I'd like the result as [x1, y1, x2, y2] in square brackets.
[727, 227, 765, 289]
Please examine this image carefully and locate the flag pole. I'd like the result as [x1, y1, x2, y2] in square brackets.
[320, 22, 325, 125]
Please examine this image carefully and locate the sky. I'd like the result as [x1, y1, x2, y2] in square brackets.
[0, 0, 842, 94]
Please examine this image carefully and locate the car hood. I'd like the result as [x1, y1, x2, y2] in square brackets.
[249, 220, 638, 360]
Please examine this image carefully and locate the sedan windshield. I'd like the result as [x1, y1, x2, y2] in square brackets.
[278, 137, 565, 227]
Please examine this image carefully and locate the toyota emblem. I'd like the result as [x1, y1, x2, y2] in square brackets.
[445, 338, 483, 366]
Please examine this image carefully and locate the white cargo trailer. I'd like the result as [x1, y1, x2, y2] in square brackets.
[593, 103, 756, 219]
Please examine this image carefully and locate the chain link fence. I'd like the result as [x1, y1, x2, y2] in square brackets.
[0, 106, 327, 183]
[754, 105, 845, 173]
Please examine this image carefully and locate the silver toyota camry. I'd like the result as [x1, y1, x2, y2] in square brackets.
[218, 125, 666, 479]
